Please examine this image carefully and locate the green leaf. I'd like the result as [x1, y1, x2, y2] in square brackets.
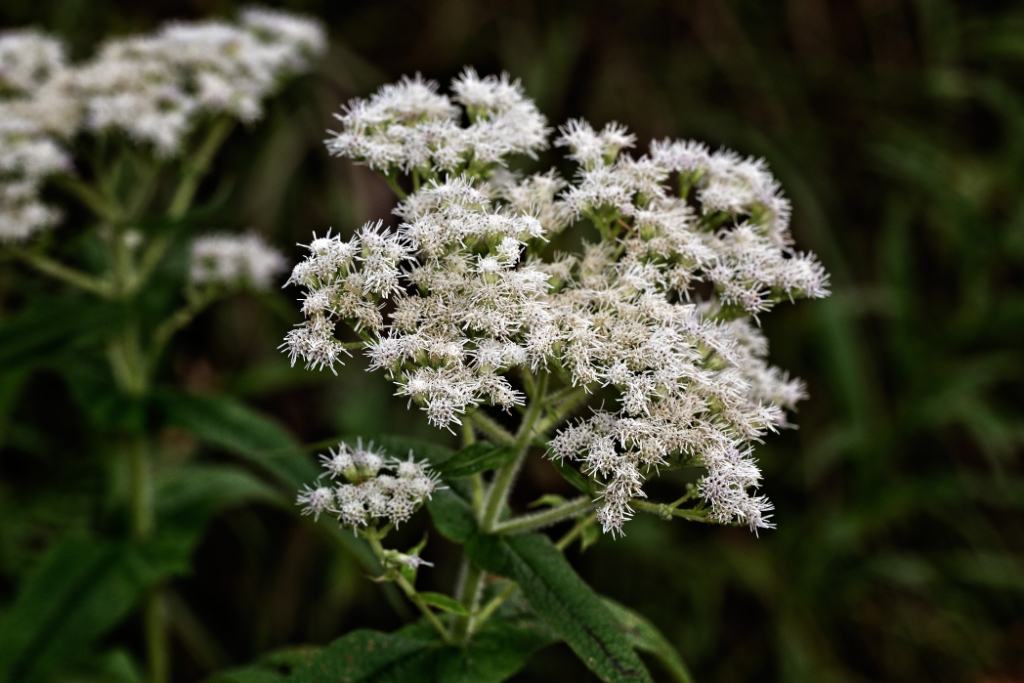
[580, 523, 601, 552]
[288, 625, 441, 683]
[206, 646, 320, 683]
[0, 296, 122, 372]
[0, 535, 167, 683]
[288, 617, 554, 683]
[465, 533, 653, 683]
[150, 463, 283, 575]
[156, 390, 298, 456]
[418, 592, 471, 616]
[528, 494, 568, 509]
[425, 488, 477, 543]
[551, 459, 594, 496]
[435, 441, 516, 479]
[428, 617, 556, 682]
[602, 599, 695, 683]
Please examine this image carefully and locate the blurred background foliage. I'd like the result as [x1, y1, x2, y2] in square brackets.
[1, 1, 1023, 682]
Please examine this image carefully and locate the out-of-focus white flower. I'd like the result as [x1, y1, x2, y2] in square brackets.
[0, 29, 65, 93]
[288, 70, 830, 536]
[0, 117, 71, 243]
[69, 9, 326, 156]
[189, 232, 287, 290]
[297, 440, 441, 529]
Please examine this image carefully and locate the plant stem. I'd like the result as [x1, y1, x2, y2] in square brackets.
[466, 411, 516, 448]
[632, 500, 712, 523]
[451, 561, 484, 644]
[168, 118, 235, 220]
[491, 496, 595, 536]
[145, 594, 169, 683]
[148, 290, 219, 371]
[480, 372, 548, 532]
[534, 386, 592, 436]
[394, 573, 451, 643]
[51, 175, 121, 221]
[363, 531, 449, 642]
[556, 512, 597, 550]
[9, 248, 112, 297]
[472, 582, 517, 632]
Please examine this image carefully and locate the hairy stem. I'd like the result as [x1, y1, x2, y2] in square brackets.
[632, 500, 712, 523]
[466, 411, 516, 448]
[480, 372, 548, 532]
[491, 496, 595, 536]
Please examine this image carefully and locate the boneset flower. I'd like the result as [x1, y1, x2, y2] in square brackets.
[297, 440, 441, 529]
[285, 71, 830, 536]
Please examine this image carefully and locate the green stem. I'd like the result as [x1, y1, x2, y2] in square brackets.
[451, 562, 484, 644]
[480, 373, 548, 531]
[145, 593, 169, 683]
[472, 582, 517, 632]
[8, 248, 112, 297]
[632, 500, 712, 523]
[466, 411, 516, 448]
[51, 175, 121, 222]
[394, 573, 451, 643]
[382, 173, 408, 200]
[364, 531, 449, 642]
[534, 386, 592, 436]
[148, 290, 219, 371]
[491, 496, 595, 536]
[168, 118, 235, 220]
[556, 512, 597, 551]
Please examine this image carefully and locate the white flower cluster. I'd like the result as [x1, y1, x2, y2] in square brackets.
[0, 8, 325, 153]
[0, 10, 325, 244]
[296, 440, 441, 528]
[0, 31, 73, 243]
[284, 72, 830, 535]
[72, 8, 326, 156]
[0, 119, 70, 243]
[326, 68, 549, 173]
[189, 232, 287, 290]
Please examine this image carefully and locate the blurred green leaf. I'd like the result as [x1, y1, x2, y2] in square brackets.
[0, 296, 123, 372]
[157, 390, 297, 456]
[0, 536, 162, 683]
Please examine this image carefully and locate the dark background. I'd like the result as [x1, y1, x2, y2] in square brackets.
[1, 1, 1023, 682]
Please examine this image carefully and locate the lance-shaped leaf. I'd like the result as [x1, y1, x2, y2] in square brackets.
[465, 532, 653, 683]
[434, 441, 516, 479]
[603, 598, 695, 683]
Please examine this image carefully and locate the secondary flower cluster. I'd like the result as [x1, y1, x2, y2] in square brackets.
[0, 9, 325, 243]
[297, 440, 441, 529]
[284, 72, 830, 535]
[190, 233, 287, 290]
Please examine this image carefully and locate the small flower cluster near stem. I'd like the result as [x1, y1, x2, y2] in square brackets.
[0, 8, 326, 243]
[284, 70, 830, 536]
[297, 440, 442, 529]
